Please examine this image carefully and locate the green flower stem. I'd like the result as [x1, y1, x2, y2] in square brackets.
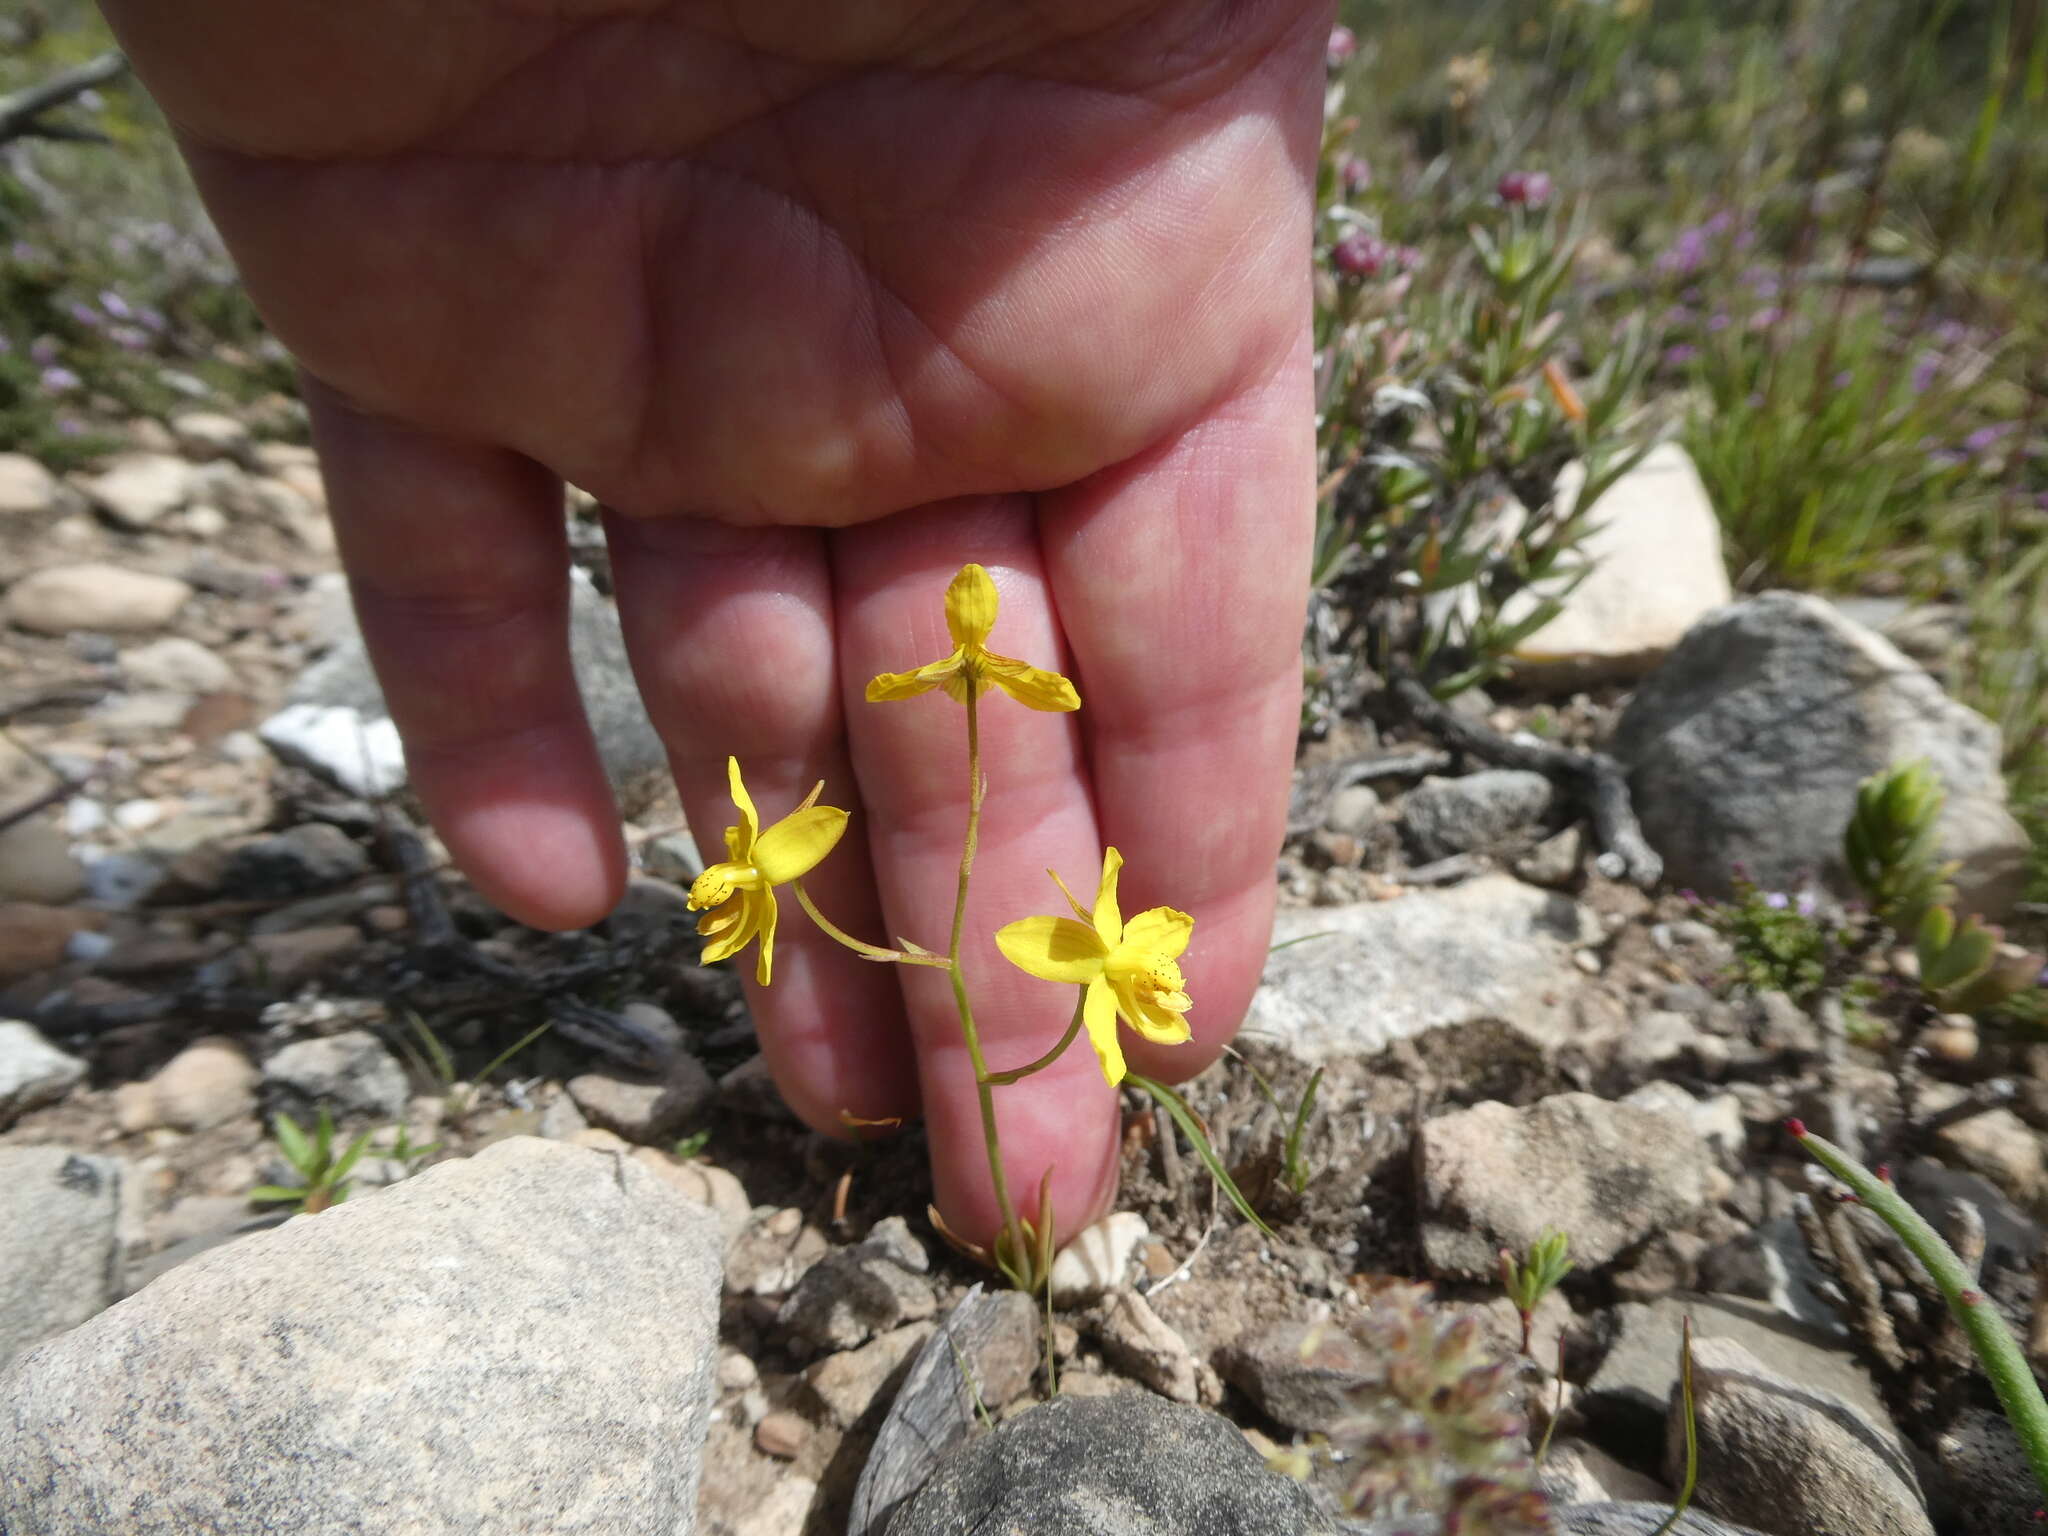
[949, 687, 1026, 1274]
[985, 995, 1086, 1086]
[790, 880, 947, 968]
[1793, 1120, 2048, 1499]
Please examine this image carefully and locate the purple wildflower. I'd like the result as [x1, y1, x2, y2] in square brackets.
[1327, 25, 1357, 67]
[30, 336, 60, 366]
[1661, 343, 1699, 367]
[1746, 307, 1784, 331]
[1795, 891, 1818, 917]
[97, 289, 133, 321]
[137, 306, 168, 334]
[1912, 352, 1940, 393]
[55, 416, 85, 438]
[1497, 170, 1553, 208]
[1763, 891, 1790, 910]
[1706, 312, 1731, 333]
[1657, 228, 1709, 278]
[1332, 232, 1390, 279]
[40, 366, 82, 394]
[1833, 370, 1853, 389]
[1337, 154, 1371, 196]
[108, 325, 151, 353]
[1965, 423, 2014, 455]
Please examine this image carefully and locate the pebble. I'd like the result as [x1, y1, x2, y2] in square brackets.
[247, 924, 364, 987]
[566, 1058, 716, 1144]
[221, 824, 370, 899]
[0, 452, 60, 516]
[1048, 1211, 1149, 1306]
[805, 1321, 936, 1427]
[0, 1021, 86, 1129]
[82, 851, 166, 909]
[262, 1030, 409, 1121]
[77, 452, 192, 529]
[258, 703, 407, 797]
[148, 1037, 259, 1132]
[1093, 1289, 1210, 1405]
[777, 1222, 937, 1351]
[5, 563, 194, 634]
[119, 636, 236, 696]
[168, 411, 252, 462]
[1677, 1334, 1931, 1536]
[0, 817, 86, 904]
[0, 901, 95, 983]
[1417, 1092, 1708, 1275]
[716, 1349, 759, 1393]
[754, 1410, 810, 1459]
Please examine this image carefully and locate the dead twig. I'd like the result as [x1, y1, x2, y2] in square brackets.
[0, 51, 127, 145]
[1388, 672, 1662, 886]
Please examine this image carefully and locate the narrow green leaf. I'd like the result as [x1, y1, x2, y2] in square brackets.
[329, 1130, 377, 1184]
[272, 1112, 313, 1173]
[1126, 1073, 1273, 1238]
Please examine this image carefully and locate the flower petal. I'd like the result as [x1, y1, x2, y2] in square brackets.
[725, 757, 759, 855]
[982, 653, 1081, 712]
[754, 887, 780, 987]
[1092, 847, 1124, 948]
[995, 915, 1109, 983]
[752, 804, 849, 885]
[698, 892, 760, 965]
[1082, 976, 1127, 1085]
[1110, 975, 1193, 1045]
[944, 563, 999, 650]
[866, 651, 964, 703]
[1122, 905, 1194, 962]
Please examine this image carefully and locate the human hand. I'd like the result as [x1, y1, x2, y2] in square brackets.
[102, 0, 1328, 1247]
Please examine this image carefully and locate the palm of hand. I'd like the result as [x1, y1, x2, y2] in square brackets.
[113, 0, 1319, 522]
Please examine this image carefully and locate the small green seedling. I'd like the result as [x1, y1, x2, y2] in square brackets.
[381, 1121, 443, 1178]
[1498, 1229, 1573, 1357]
[1281, 1067, 1323, 1197]
[1915, 906, 2040, 1014]
[249, 1106, 374, 1214]
[671, 1128, 711, 1160]
[1229, 1048, 1324, 1200]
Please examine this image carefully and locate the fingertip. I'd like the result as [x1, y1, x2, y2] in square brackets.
[429, 789, 628, 931]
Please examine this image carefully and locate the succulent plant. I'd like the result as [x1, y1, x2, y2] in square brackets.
[1843, 759, 1956, 933]
[1324, 1284, 1553, 1534]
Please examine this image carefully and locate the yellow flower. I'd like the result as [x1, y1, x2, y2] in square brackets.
[686, 757, 849, 987]
[865, 563, 1080, 711]
[993, 848, 1193, 1085]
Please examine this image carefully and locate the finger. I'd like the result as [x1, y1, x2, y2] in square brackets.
[600, 512, 918, 1131]
[832, 501, 1120, 1251]
[306, 380, 626, 928]
[1039, 348, 1316, 1081]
